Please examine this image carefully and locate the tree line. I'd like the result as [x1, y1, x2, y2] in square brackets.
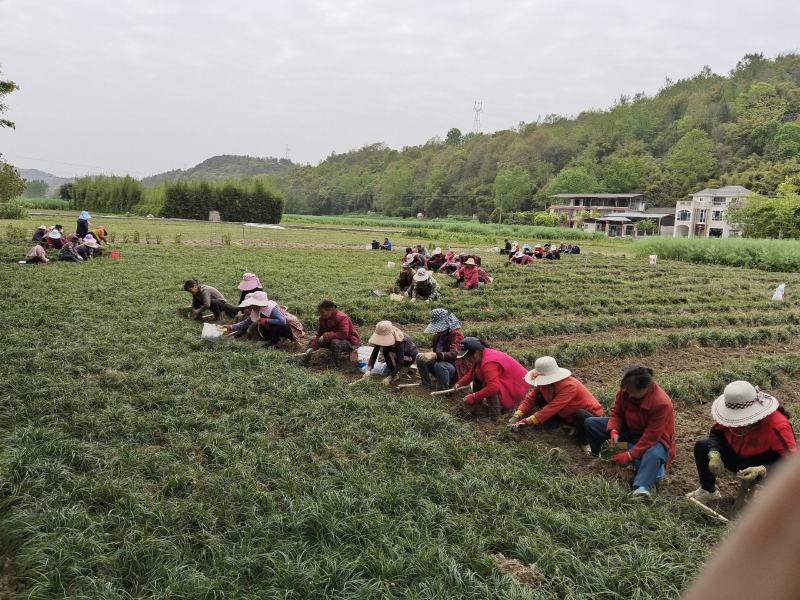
[268, 53, 800, 222]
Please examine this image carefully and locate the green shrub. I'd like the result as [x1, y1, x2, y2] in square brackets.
[5, 223, 27, 241]
[161, 179, 284, 223]
[635, 237, 800, 271]
[12, 198, 70, 210]
[0, 202, 28, 219]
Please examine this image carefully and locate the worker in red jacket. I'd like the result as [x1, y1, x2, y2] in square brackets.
[686, 380, 797, 503]
[584, 365, 676, 499]
[297, 299, 360, 367]
[508, 356, 603, 452]
[452, 337, 528, 420]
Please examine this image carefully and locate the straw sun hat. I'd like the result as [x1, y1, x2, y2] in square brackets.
[238, 291, 270, 308]
[524, 356, 572, 386]
[712, 380, 779, 427]
[369, 320, 405, 346]
[238, 272, 262, 291]
[413, 268, 431, 282]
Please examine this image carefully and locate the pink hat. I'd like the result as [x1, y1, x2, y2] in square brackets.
[238, 272, 262, 291]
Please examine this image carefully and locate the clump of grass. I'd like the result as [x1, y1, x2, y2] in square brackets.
[122, 232, 130, 243]
[174, 232, 183, 245]
[132, 230, 140, 243]
[5, 223, 27, 241]
[635, 237, 800, 271]
[221, 233, 231, 245]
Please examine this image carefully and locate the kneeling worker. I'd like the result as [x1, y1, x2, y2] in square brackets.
[508, 356, 603, 452]
[298, 300, 360, 367]
[416, 309, 464, 390]
[687, 380, 796, 502]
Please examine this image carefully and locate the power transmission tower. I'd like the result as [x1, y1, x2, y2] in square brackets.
[472, 101, 483, 133]
[285, 144, 290, 161]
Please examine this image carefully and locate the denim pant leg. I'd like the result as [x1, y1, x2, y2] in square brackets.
[633, 442, 669, 491]
[571, 409, 594, 445]
[432, 361, 456, 389]
[584, 417, 610, 455]
[416, 356, 434, 386]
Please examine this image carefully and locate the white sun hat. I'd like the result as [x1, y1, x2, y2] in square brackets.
[48, 230, 62, 240]
[432, 247, 443, 255]
[368, 320, 405, 346]
[238, 290, 270, 308]
[524, 356, 572, 386]
[712, 380, 779, 427]
[413, 268, 431, 282]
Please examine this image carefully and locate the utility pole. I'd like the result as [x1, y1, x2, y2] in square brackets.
[473, 100, 483, 133]
[284, 144, 290, 161]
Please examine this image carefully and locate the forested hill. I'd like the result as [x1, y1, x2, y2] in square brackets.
[142, 154, 293, 186]
[271, 53, 800, 219]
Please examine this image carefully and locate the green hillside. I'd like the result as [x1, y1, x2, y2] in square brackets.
[271, 53, 800, 219]
[142, 154, 293, 186]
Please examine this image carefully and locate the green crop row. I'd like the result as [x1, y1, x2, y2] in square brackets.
[635, 237, 800, 272]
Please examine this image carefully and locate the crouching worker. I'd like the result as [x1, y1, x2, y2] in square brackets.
[394, 264, 414, 294]
[227, 291, 305, 348]
[452, 337, 528, 420]
[584, 366, 676, 499]
[363, 321, 418, 386]
[409, 268, 440, 301]
[183, 279, 239, 322]
[686, 380, 797, 502]
[416, 309, 464, 390]
[508, 356, 603, 452]
[297, 300, 360, 367]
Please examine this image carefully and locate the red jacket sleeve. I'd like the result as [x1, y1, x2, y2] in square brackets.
[469, 362, 502, 402]
[517, 388, 538, 416]
[455, 365, 475, 389]
[629, 402, 672, 460]
[773, 420, 797, 457]
[323, 313, 349, 341]
[534, 380, 578, 424]
[607, 391, 624, 433]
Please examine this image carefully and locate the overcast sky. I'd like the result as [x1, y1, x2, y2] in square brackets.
[0, 0, 798, 178]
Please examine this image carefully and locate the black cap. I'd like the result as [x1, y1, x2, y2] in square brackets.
[457, 337, 484, 358]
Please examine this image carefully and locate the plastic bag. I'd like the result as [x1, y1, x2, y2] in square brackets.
[201, 322, 222, 341]
[772, 283, 786, 301]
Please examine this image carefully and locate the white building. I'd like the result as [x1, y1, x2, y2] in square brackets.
[673, 185, 752, 238]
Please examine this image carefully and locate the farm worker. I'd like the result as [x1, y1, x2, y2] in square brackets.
[237, 272, 264, 305]
[395, 264, 415, 294]
[299, 299, 360, 367]
[58, 238, 84, 262]
[509, 356, 603, 452]
[90, 225, 108, 244]
[416, 309, 464, 390]
[409, 268, 440, 301]
[76, 210, 91, 238]
[78, 234, 102, 259]
[523, 243, 532, 255]
[403, 249, 426, 269]
[24, 243, 49, 264]
[439, 251, 460, 276]
[452, 337, 529, 420]
[32, 224, 47, 242]
[456, 258, 481, 289]
[183, 279, 239, 322]
[363, 321, 418, 385]
[416, 244, 429, 257]
[426, 247, 445, 271]
[227, 291, 304, 348]
[47, 227, 64, 250]
[686, 380, 797, 503]
[584, 366, 676, 498]
[380, 237, 392, 251]
[500, 239, 512, 255]
[512, 251, 534, 265]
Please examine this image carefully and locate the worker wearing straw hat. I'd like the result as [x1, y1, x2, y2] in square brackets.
[226, 290, 304, 348]
[509, 356, 603, 452]
[416, 309, 464, 391]
[409, 268, 440, 301]
[426, 247, 445, 271]
[236, 272, 264, 304]
[584, 366, 676, 499]
[363, 321, 418, 386]
[686, 381, 797, 503]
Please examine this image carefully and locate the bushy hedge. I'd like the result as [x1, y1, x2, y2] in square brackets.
[635, 237, 800, 271]
[70, 175, 143, 214]
[160, 179, 284, 223]
[0, 202, 28, 219]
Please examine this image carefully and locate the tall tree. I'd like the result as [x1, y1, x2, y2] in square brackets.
[493, 164, 532, 219]
[0, 66, 19, 129]
[24, 179, 49, 197]
[0, 161, 25, 201]
[664, 129, 716, 193]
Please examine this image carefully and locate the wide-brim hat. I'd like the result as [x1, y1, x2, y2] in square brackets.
[413, 268, 430, 282]
[37, 224, 46, 230]
[238, 272, 262, 291]
[514, 252, 524, 259]
[238, 290, 270, 308]
[464, 258, 476, 266]
[369, 320, 404, 346]
[432, 247, 442, 255]
[48, 230, 62, 240]
[79, 211, 91, 220]
[712, 380, 779, 427]
[83, 234, 97, 244]
[83, 240, 100, 248]
[524, 356, 572, 386]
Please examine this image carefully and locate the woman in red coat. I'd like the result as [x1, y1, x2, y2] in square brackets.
[686, 380, 797, 502]
[584, 365, 676, 498]
[452, 337, 528, 420]
[508, 356, 603, 451]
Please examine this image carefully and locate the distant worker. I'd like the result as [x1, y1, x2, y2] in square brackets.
[380, 237, 393, 251]
[32, 224, 47, 243]
[509, 356, 603, 452]
[426, 247, 445, 271]
[76, 211, 91, 238]
[584, 366, 676, 499]
[183, 279, 239, 322]
[297, 299, 360, 367]
[394, 264, 415, 294]
[686, 380, 797, 502]
[452, 337, 529, 420]
[409, 268, 440, 301]
[24, 242, 49, 264]
[237, 272, 264, 305]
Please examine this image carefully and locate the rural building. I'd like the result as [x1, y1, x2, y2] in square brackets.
[549, 193, 646, 228]
[581, 207, 675, 237]
[673, 185, 752, 238]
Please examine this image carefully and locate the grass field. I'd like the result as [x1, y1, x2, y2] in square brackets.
[2, 214, 799, 598]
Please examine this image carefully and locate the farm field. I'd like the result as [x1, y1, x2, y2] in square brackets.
[2, 215, 800, 598]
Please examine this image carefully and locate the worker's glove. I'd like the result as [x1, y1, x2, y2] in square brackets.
[611, 451, 632, 466]
[609, 429, 619, 444]
[737, 465, 767, 482]
[708, 451, 726, 477]
[420, 352, 437, 362]
[382, 376, 393, 387]
[518, 415, 539, 427]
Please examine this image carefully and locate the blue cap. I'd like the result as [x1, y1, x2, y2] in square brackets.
[79, 211, 91, 220]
